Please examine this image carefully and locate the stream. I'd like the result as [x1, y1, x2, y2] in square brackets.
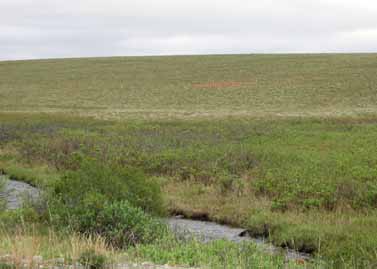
[166, 217, 311, 261]
[0, 176, 310, 261]
[0, 175, 40, 210]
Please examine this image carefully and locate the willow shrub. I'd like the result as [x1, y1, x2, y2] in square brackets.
[48, 155, 166, 248]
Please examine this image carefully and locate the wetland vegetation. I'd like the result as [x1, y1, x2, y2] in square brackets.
[1, 54, 377, 268]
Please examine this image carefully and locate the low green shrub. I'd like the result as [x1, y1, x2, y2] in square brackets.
[78, 249, 107, 269]
[217, 172, 235, 194]
[57, 197, 167, 248]
[50, 155, 164, 217]
[0, 207, 40, 228]
[80, 200, 167, 248]
[0, 263, 15, 269]
[47, 156, 166, 248]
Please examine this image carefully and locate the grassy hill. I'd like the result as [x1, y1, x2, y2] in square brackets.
[1, 54, 377, 119]
[1, 54, 377, 267]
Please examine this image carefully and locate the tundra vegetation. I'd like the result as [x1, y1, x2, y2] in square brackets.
[0, 54, 377, 268]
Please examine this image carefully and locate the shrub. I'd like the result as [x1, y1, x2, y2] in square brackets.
[78, 249, 106, 269]
[0, 207, 40, 228]
[217, 173, 235, 194]
[47, 156, 167, 248]
[271, 198, 289, 211]
[50, 195, 167, 249]
[302, 198, 321, 209]
[51, 155, 164, 217]
[0, 263, 15, 269]
[63, 197, 167, 248]
[80, 200, 168, 248]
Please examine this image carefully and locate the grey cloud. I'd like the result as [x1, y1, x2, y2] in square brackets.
[0, 0, 377, 60]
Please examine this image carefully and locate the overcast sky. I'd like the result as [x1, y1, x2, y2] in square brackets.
[1, 0, 377, 60]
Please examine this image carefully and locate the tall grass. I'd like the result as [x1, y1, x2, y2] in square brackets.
[0, 225, 310, 269]
[0, 226, 115, 268]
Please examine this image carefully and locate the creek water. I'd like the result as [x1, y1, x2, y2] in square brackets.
[0, 175, 40, 210]
[166, 217, 311, 261]
[0, 176, 311, 262]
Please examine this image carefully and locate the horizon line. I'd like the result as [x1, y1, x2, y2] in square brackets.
[1, 51, 377, 62]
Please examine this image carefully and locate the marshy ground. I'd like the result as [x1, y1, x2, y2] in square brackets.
[1, 54, 377, 268]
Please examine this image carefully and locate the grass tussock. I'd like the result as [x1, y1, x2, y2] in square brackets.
[0, 226, 115, 268]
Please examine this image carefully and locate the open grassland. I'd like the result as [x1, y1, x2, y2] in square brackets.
[1, 54, 377, 267]
[1, 54, 377, 119]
